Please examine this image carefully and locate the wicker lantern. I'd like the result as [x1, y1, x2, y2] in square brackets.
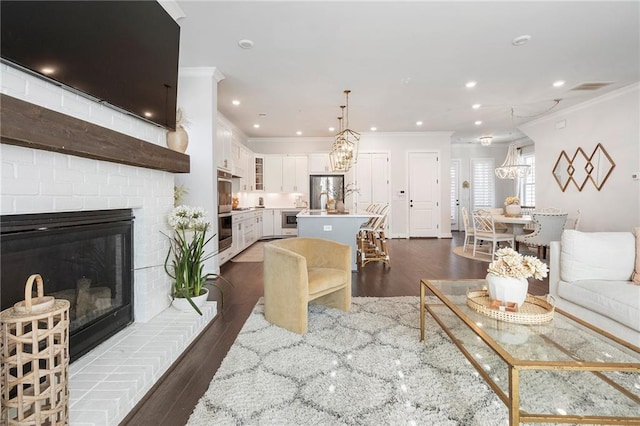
[1, 274, 70, 425]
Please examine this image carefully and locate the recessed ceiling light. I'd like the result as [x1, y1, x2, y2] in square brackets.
[416, 121, 423, 126]
[232, 100, 240, 106]
[472, 104, 482, 109]
[474, 120, 482, 125]
[329, 127, 335, 132]
[553, 80, 566, 88]
[512, 35, 532, 46]
[370, 127, 377, 131]
[238, 39, 254, 49]
[143, 111, 153, 118]
[41, 67, 55, 75]
[253, 124, 260, 129]
[465, 81, 477, 88]
[296, 131, 302, 135]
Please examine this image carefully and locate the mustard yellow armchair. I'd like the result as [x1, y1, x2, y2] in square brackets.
[263, 237, 351, 334]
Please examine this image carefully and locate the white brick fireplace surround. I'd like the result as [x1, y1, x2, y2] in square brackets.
[1, 64, 217, 424]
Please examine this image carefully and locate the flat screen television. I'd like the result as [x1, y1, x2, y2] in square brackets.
[1, 1, 180, 130]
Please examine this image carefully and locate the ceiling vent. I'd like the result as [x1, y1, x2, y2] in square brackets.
[569, 82, 614, 91]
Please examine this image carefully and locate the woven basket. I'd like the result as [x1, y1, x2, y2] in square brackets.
[1, 274, 70, 425]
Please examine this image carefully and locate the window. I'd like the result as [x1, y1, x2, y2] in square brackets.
[519, 151, 535, 207]
[471, 158, 495, 210]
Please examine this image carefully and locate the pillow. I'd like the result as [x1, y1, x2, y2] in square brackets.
[561, 230, 635, 282]
[633, 227, 640, 285]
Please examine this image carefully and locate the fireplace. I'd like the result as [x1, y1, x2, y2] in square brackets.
[1, 209, 134, 361]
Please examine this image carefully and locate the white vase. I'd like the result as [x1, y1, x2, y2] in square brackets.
[171, 288, 209, 312]
[486, 273, 528, 307]
[505, 204, 522, 217]
[166, 125, 189, 153]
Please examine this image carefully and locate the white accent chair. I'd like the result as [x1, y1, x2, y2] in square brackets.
[515, 212, 568, 259]
[461, 206, 474, 252]
[472, 210, 515, 259]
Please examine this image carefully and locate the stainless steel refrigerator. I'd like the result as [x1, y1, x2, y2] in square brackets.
[309, 175, 344, 209]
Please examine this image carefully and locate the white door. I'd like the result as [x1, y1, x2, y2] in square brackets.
[450, 159, 461, 231]
[409, 152, 440, 237]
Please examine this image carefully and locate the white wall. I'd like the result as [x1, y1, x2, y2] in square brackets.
[174, 67, 224, 274]
[519, 83, 640, 231]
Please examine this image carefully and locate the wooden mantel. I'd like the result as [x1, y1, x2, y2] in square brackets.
[0, 94, 189, 173]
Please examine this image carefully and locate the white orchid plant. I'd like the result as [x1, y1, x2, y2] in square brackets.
[163, 205, 215, 314]
[487, 247, 548, 280]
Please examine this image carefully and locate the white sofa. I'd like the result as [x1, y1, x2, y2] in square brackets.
[549, 230, 640, 347]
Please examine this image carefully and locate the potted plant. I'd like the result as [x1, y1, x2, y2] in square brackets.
[486, 247, 548, 307]
[163, 205, 216, 314]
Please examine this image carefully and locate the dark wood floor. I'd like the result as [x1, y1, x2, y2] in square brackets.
[121, 232, 548, 426]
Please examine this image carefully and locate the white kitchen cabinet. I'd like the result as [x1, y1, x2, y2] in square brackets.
[355, 152, 390, 209]
[282, 156, 308, 193]
[216, 118, 232, 171]
[232, 141, 244, 178]
[272, 209, 282, 236]
[254, 156, 264, 191]
[255, 212, 263, 239]
[264, 156, 283, 192]
[237, 145, 254, 191]
[262, 209, 274, 237]
[308, 153, 333, 174]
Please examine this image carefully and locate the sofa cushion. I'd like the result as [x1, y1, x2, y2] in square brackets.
[557, 279, 640, 332]
[560, 230, 635, 282]
[307, 267, 348, 296]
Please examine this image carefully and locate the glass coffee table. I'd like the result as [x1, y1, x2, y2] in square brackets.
[420, 279, 640, 425]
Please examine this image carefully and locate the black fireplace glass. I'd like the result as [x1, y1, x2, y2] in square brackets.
[1, 209, 134, 361]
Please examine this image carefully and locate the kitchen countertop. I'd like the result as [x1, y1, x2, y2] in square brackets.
[230, 207, 305, 214]
[297, 209, 379, 218]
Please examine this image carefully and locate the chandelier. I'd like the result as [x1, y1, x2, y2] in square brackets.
[479, 136, 492, 146]
[495, 143, 530, 179]
[330, 90, 360, 172]
[494, 107, 530, 179]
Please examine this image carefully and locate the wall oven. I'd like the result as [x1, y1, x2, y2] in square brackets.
[218, 213, 232, 252]
[217, 170, 233, 214]
[217, 170, 233, 251]
[282, 211, 299, 229]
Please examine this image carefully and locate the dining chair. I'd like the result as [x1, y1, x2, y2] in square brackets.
[564, 208, 582, 230]
[472, 210, 515, 259]
[515, 212, 568, 259]
[461, 207, 474, 252]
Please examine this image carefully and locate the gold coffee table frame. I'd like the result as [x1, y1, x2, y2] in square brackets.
[420, 279, 640, 425]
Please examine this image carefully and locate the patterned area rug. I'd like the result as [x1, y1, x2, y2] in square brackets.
[187, 297, 638, 425]
[188, 297, 504, 425]
[231, 241, 265, 262]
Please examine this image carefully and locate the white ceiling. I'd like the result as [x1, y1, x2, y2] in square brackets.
[174, 1, 639, 144]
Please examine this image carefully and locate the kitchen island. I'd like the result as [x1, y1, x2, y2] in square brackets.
[296, 210, 380, 270]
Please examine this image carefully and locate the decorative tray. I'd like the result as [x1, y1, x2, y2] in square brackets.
[466, 289, 554, 324]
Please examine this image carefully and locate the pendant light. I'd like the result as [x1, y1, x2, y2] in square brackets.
[495, 108, 530, 179]
[330, 90, 360, 172]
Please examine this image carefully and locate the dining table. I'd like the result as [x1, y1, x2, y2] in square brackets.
[492, 214, 533, 236]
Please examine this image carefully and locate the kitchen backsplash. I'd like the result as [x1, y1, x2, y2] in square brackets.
[235, 192, 308, 209]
